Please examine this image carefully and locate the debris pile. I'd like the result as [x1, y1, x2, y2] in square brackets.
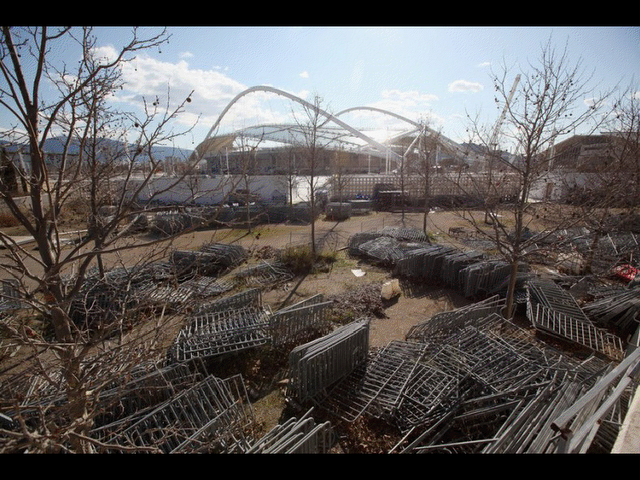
[246, 408, 335, 453]
[583, 285, 640, 338]
[526, 278, 624, 360]
[289, 300, 637, 453]
[169, 289, 332, 364]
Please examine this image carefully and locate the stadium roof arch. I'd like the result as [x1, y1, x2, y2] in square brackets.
[191, 86, 468, 165]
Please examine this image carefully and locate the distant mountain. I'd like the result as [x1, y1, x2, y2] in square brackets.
[1, 135, 194, 163]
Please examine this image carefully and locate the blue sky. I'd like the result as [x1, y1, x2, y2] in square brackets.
[3, 26, 639, 151]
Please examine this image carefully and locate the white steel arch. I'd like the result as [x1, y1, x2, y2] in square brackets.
[202, 85, 402, 161]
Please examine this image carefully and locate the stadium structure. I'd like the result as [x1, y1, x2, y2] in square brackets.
[185, 86, 504, 205]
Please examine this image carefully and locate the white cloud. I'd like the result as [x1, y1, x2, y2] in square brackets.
[477, 62, 491, 68]
[180, 51, 194, 58]
[448, 79, 484, 93]
[112, 55, 290, 133]
[90, 45, 119, 65]
[341, 89, 441, 132]
[299, 70, 309, 79]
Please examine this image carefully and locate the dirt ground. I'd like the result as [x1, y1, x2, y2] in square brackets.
[0, 208, 521, 446]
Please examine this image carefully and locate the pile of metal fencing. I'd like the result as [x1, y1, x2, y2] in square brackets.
[526, 278, 625, 360]
[234, 260, 294, 287]
[295, 300, 635, 453]
[96, 373, 255, 453]
[168, 289, 271, 363]
[1, 350, 205, 443]
[170, 242, 248, 278]
[169, 290, 332, 364]
[406, 295, 506, 342]
[68, 265, 159, 328]
[269, 295, 333, 347]
[347, 228, 430, 266]
[151, 211, 207, 237]
[0, 279, 21, 318]
[378, 226, 429, 243]
[246, 408, 335, 453]
[287, 319, 370, 404]
[65, 242, 248, 329]
[570, 232, 640, 273]
[393, 242, 524, 299]
[583, 285, 640, 338]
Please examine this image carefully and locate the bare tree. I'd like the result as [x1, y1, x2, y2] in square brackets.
[0, 26, 223, 453]
[293, 94, 330, 257]
[407, 120, 442, 235]
[560, 84, 640, 274]
[454, 38, 612, 318]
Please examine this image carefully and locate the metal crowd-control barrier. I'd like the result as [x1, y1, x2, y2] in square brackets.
[394, 244, 458, 280]
[169, 290, 334, 363]
[270, 297, 333, 347]
[170, 305, 272, 363]
[394, 244, 518, 299]
[0, 279, 21, 318]
[386, 316, 622, 453]
[318, 340, 430, 423]
[525, 278, 624, 360]
[196, 288, 262, 315]
[287, 319, 370, 403]
[406, 295, 506, 342]
[246, 408, 335, 453]
[583, 285, 640, 337]
[551, 346, 640, 453]
[234, 260, 294, 286]
[440, 250, 485, 290]
[527, 278, 592, 324]
[114, 374, 253, 453]
[528, 301, 624, 361]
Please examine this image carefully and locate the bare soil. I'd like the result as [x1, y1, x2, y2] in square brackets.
[0, 208, 524, 449]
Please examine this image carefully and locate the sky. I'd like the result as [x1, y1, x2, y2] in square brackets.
[2, 26, 639, 152]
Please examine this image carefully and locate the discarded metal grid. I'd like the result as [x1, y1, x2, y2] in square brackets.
[69, 281, 143, 328]
[458, 259, 514, 298]
[393, 244, 520, 299]
[234, 260, 294, 286]
[170, 289, 268, 363]
[169, 305, 272, 363]
[270, 295, 332, 347]
[195, 288, 262, 315]
[246, 408, 335, 453]
[405, 295, 506, 342]
[527, 278, 593, 324]
[318, 313, 546, 429]
[583, 285, 640, 337]
[300, 296, 630, 454]
[0, 279, 21, 317]
[110, 374, 254, 453]
[526, 279, 624, 360]
[378, 226, 429, 243]
[528, 301, 624, 360]
[318, 340, 434, 423]
[347, 228, 431, 266]
[168, 290, 334, 363]
[198, 242, 248, 267]
[440, 250, 485, 291]
[393, 244, 458, 280]
[92, 362, 205, 434]
[389, 330, 618, 453]
[287, 319, 370, 404]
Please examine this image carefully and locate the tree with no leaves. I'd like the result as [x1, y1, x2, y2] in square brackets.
[0, 26, 221, 453]
[293, 93, 330, 258]
[456, 38, 613, 318]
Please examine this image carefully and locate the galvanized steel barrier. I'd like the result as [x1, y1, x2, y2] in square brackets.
[246, 408, 334, 453]
[287, 319, 370, 404]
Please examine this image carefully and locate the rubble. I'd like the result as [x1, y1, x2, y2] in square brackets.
[2, 220, 640, 454]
